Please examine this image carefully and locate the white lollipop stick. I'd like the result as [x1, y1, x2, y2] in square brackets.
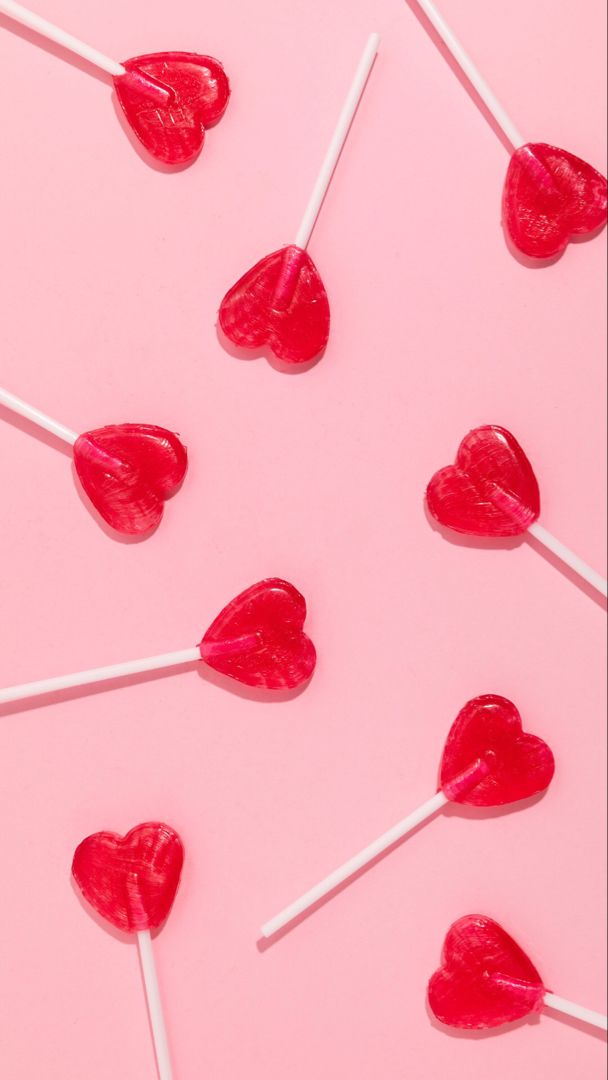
[295, 32, 380, 250]
[409, 0, 525, 151]
[0, 647, 201, 705]
[0, 385, 77, 445]
[527, 522, 607, 598]
[262, 791, 449, 937]
[137, 931, 175, 1080]
[543, 992, 608, 1032]
[0, 0, 125, 76]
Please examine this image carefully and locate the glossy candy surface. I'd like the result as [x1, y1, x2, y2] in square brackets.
[114, 53, 230, 166]
[440, 695, 555, 806]
[200, 578, 316, 689]
[426, 425, 540, 537]
[73, 423, 188, 536]
[72, 822, 184, 933]
[504, 143, 607, 259]
[219, 246, 330, 364]
[428, 915, 546, 1029]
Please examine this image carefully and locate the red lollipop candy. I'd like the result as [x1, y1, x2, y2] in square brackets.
[439, 694, 554, 806]
[200, 577, 316, 689]
[0, 4, 229, 166]
[426, 425, 539, 538]
[261, 695, 553, 937]
[218, 34, 379, 367]
[429, 915, 545, 1029]
[0, 385, 187, 537]
[0, 578, 316, 708]
[73, 821, 183, 933]
[114, 53, 230, 166]
[74, 423, 188, 535]
[429, 915, 607, 1033]
[219, 246, 330, 365]
[504, 144, 607, 260]
[73, 823, 183, 1077]
[426, 425, 607, 597]
[408, 0, 607, 259]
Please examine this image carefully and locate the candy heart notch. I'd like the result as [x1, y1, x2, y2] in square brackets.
[73, 423, 188, 536]
[428, 915, 546, 1029]
[200, 578, 316, 689]
[503, 144, 608, 259]
[72, 822, 184, 933]
[114, 53, 230, 166]
[219, 246, 330, 364]
[440, 695, 555, 806]
[426, 425, 540, 537]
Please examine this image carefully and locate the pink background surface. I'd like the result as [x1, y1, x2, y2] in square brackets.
[0, 0, 606, 1077]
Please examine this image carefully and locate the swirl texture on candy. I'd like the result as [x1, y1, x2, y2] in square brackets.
[426, 425, 540, 537]
[504, 144, 607, 259]
[219, 246, 330, 364]
[72, 822, 184, 933]
[115, 53, 230, 165]
[428, 915, 546, 1030]
[200, 578, 317, 689]
[440, 695, 555, 806]
[73, 423, 188, 536]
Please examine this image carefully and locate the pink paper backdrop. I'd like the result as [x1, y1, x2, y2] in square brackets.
[0, 0, 606, 1077]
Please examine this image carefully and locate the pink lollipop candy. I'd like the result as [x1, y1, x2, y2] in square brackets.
[0, 2, 229, 165]
[407, 0, 607, 259]
[0, 384, 187, 536]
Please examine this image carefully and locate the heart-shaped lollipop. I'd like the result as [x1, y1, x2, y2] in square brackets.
[440, 694, 555, 805]
[0, 5, 229, 166]
[428, 915, 608, 1034]
[428, 915, 546, 1029]
[426, 425, 540, 538]
[409, 0, 607, 261]
[200, 578, 316, 689]
[261, 695, 553, 937]
[72, 821, 184, 932]
[114, 53, 230, 165]
[219, 246, 330, 364]
[0, 578, 316, 708]
[0, 385, 188, 538]
[74, 423, 188, 535]
[72, 822, 184, 1076]
[218, 34, 379, 367]
[425, 424, 607, 596]
[503, 144, 608, 260]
